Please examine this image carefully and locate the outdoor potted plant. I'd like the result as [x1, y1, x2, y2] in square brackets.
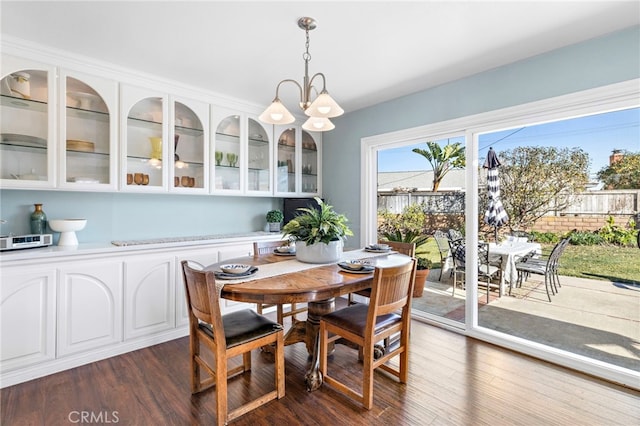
[266, 210, 284, 232]
[413, 256, 432, 298]
[281, 197, 353, 263]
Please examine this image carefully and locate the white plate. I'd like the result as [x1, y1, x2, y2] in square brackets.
[364, 248, 390, 253]
[215, 267, 258, 280]
[338, 263, 374, 274]
[274, 250, 296, 256]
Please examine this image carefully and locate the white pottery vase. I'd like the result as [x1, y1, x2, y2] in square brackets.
[295, 240, 343, 264]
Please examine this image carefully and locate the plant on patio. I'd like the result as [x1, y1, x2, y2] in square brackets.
[378, 202, 432, 254]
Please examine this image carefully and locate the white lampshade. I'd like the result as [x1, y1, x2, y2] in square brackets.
[259, 99, 296, 124]
[305, 91, 344, 118]
[302, 116, 335, 132]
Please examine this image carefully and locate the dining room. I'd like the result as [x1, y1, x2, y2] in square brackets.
[1, 2, 639, 424]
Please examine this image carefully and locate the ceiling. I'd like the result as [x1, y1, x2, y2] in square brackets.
[1, 1, 639, 114]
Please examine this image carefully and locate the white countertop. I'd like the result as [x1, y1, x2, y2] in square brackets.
[0, 231, 285, 263]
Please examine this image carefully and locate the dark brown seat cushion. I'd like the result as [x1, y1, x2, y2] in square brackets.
[199, 309, 283, 348]
[321, 304, 401, 337]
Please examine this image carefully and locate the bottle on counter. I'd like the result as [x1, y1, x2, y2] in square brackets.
[30, 203, 47, 235]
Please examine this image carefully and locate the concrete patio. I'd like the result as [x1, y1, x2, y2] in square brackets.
[412, 271, 640, 372]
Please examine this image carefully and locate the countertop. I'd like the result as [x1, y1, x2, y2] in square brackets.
[0, 231, 285, 263]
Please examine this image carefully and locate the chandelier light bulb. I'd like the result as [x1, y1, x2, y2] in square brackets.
[302, 116, 335, 132]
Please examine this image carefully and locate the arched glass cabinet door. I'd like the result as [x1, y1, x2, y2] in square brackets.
[0, 58, 55, 188]
[61, 75, 116, 188]
[123, 91, 166, 190]
[301, 129, 318, 194]
[276, 127, 296, 194]
[213, 115, 241, 192]
[247, 118, 270, 193]
[172, 100, 206, 191]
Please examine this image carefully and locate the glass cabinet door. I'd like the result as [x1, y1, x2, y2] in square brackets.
[301, 130, 319, 194]
[172, 98, 208, 192]
[213, 114, 242, 192]
[0, 58, 55, 188]
[61, 73, 116, 189]
[247, 118, 271, 193]
[276, 127, 296, 194]
[121, 85, 168, 191]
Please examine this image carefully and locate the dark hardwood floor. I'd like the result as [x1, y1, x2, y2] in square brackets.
[2, 314, 638, 425]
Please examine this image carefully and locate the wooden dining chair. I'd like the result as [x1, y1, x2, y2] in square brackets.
[347, 240, 416, 305]
[181, 261, 285, 425]
[319, 258, 416, 409]
[253, 241, 308, 325]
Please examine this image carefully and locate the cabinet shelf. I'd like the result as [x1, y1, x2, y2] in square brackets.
[1, 94, 47, 112]
[67, 105, 109, 122]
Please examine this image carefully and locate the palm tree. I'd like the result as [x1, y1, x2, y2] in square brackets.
[412, 141, 466, 191]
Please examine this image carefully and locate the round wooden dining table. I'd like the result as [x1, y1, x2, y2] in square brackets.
[205, 250, 412, 391]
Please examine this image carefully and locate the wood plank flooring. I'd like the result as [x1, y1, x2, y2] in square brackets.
[2, 317, 638, 425]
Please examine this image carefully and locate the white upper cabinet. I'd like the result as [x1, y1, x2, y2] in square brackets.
[171, 96, 209, 193]
[120, 84, 169, 191]
[211, 107, 273, 195]
[59, 70, 118, 190]
[274, 125, 321, 196]
[0, 55, 56, 189]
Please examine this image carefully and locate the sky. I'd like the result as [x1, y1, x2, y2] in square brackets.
[377, 107, 640, 179]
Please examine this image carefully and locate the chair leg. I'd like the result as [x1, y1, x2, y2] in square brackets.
[543, 272, 552, 302]
[275, 332, 285, 398]
[216, 351, 228, 426]
[363, 345, 374, 410]
[276, 305, 284, 325]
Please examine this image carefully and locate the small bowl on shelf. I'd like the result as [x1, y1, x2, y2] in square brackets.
[48, 219, 87, 246]
[219, 264, 252, 275]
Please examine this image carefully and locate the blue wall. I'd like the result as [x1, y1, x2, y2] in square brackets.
[0, 190, 280, 243]
[2, 27, 638, 245]
[322, 26, 640, 245]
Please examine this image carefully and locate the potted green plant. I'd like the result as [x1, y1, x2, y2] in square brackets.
[413, 256, 432, 298]
[266, 210, 284, 232]
[282, 197, 353, 263]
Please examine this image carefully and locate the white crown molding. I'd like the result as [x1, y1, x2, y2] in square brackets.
[1, 35, 264, 113]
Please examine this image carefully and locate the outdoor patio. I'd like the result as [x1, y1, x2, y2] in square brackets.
[412, 270, 640, 372]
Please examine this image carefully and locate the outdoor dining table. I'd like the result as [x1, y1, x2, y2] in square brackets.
[488, 240, 542, 293]
[204, 249, 412, 391]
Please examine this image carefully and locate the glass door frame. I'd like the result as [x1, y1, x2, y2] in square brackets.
[360, 78, 639, 389]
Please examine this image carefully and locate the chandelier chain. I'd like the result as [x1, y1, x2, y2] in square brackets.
[303, 28, 311, 63]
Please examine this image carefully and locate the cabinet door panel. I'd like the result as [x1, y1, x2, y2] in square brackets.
[124, 255, 175, 340]
[0, 268, 56, 372]
[57, 261, 123, 356]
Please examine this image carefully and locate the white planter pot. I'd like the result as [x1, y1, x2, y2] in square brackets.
[268, 222, 281, 232]
[295, 240, 343, 264]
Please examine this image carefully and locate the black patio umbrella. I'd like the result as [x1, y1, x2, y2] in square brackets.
[483, 147, 508, 242]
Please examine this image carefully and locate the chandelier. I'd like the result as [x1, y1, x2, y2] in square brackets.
[259, 17, 344, 132]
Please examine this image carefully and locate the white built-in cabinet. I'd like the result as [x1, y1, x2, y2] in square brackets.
[0, 237, 270, 388]
[0, 267, 57, 372]
[274, 125, 321, 196]
[211, 107, 273, 195]
[57, 260, 123, 356]
[1, 53, 322, 196]
[123, 254, 175, 340]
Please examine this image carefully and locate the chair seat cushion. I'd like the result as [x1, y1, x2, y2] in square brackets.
[321, 303, 401, 337]
[515, 262, 546, 274]
[200, 309, 283, 348]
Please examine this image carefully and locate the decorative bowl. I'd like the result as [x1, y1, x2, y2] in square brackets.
[48, 219, 87, 246]
[219, 264, 252, 275]
[275, 245, 295, 253]
[340, 260, 370, 271]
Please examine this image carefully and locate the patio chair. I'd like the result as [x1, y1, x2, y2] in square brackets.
[512, 237, 569, 302]
[433, 230, 452, 281]
[450, 240, 501, 303]
[448, 228, 463, 242]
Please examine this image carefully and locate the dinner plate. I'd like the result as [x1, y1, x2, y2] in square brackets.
[1, 133, 47, 148]
[337, 263, 374, 274]
[214, 266, 258, 280]
[274, 250, 296, 256]
[364, 248, 390, 253]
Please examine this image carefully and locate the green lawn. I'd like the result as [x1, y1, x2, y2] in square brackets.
[419, 239, 640, 285]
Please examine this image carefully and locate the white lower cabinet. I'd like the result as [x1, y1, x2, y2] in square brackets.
[124, 254, 175, 340]
[0, 267, 56, 373]
[57, 261, 123, 357]
[174, 248, 220, 327]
